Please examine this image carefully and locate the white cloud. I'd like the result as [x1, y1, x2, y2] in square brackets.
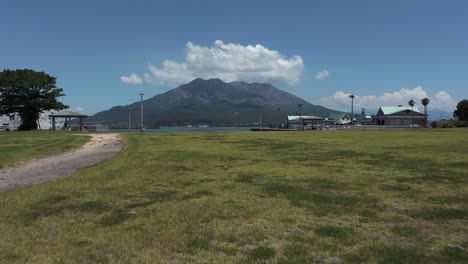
[318, 86, 456, 113]
[135, 40, 303, 86]
[315, 70, 330, 80]
[120, 74, 143, 85]
[432, 91, 456, 110]
[74, 106, 84, 112]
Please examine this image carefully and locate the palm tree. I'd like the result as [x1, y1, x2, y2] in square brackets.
[421, 97, 430, 128]
[408, 99, 416, 127]
[408, 99, 415, 110]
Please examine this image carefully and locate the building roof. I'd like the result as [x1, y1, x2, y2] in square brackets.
[287, 115, 325, 121]
[49, 110, 88, 117]
[329, 113, 348, 121]
[379, 106, 420, 115]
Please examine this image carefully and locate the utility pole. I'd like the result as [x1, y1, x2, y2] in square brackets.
[139, 91, 144, 134]
[298, 103, 303, 130]
[259, 108, 262, 131]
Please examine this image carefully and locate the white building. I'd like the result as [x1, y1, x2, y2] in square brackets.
[373, 106, 426, 127]
[0, 111, 64, 131]
[328, 113, 351, 124]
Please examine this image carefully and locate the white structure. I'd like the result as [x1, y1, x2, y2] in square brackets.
[328, 113, 351, 124]
[374, 106, 425, 127]
[0, 111, 64, 131]
[287, 115, 326, 129]
[0, 113, 21, 131]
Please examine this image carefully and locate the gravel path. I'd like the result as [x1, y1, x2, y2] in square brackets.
[0, 133, 123, 192]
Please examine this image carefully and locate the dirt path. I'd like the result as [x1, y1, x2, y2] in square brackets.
[0, 133, 123, 192]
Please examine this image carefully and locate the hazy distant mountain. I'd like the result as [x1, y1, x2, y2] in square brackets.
[89, 78, 341, 127]
[427, 109, 454, 121]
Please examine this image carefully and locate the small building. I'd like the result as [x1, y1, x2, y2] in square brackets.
[373, 106, 426, 127]
[49, 111, 88, 131]
[287, 115, 325, 129]
[328, 113, 351, 125]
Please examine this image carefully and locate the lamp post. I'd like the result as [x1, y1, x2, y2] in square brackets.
[259, 108, 262, 131]
[298, 103, 303, 130]
[349, 94, 355, 126]
[139, 91, 144, 134]
[128, 107, 131, 133]
[277, 107, 281, 128]
[379, 115, 382, 131]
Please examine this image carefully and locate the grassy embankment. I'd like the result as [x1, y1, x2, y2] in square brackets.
[0, 129, 467, 263]
[0, 131, 90, 168]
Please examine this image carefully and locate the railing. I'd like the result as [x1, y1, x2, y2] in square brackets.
[82, 124, 109, 132]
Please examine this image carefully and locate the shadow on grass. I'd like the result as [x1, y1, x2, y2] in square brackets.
[180, 190, 214, 200]
[345, 244, 427, 264]
[428, 195, 468, 204]
[437, 245, 468, 263]
[95, 189, 216, 227]
[278, 242, 315, 264]
[391, 226, 420, 238]
[235, 172, 380, 217]
[16, 188, 216, 227]
[126, 190, 178, 208]
[17, 194, 111, 225]
[409, 207, 467, 222]
[98, 208, 133, 226]
[163, 150, 246, 163]
[314, 225, 357, 241]
[245, 245, 276, 262]
[361, 153, 468, 186]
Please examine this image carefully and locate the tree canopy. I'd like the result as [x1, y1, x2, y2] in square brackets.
[0, 69, 68, 130]
[421, 97, 430, 106]
[453, 99, 468, 121]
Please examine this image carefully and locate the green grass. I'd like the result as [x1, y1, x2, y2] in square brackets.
[1, 129, 467, 263]
[0, 131, 90, 168]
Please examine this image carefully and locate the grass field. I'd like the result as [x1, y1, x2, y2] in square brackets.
[0, 131, 90, 168]
[0, 129, 467, 263]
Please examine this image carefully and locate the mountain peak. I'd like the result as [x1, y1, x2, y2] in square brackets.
[188, 77, 225, 84]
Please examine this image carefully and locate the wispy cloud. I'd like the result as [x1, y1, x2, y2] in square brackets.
[315, 70, 330, 80]
[318, 86, 456, 112]
[125, 40, 304, 86]
[120, 74, 143, 85]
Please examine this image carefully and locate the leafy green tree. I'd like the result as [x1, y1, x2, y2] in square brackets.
[0, 69, 68, 130]
[453, 99, 468, 121]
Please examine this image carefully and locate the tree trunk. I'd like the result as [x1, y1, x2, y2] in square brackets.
[424, 105, 428, 128]
[19, 109, 39, 130]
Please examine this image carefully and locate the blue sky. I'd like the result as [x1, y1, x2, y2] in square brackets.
[1, 0, 467, 115]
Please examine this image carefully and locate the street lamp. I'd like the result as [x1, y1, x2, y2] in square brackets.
[349, 94, 355, 126]
[139, 91, 144, 134]
[298, 103, 303, 130]
[128, 107, 131, 133]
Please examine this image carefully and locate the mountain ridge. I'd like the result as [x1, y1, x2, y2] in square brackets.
[89, 78, 341, 127]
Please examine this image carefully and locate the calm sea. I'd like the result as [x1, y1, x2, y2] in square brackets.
[111, 127, 252, 133]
